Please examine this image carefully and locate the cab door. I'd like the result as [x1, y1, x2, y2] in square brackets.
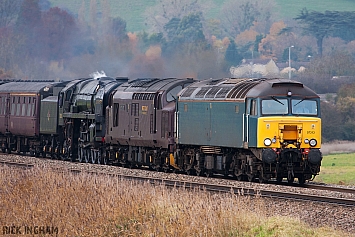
[244, 98, 258, 148]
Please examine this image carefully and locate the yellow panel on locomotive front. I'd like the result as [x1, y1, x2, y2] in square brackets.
[257, 116, 321, 149]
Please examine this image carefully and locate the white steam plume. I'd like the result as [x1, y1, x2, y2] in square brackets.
[90, 70, 107, 79]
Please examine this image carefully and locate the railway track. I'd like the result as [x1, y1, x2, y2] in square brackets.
[2, 157, 355, 207]
[0, 160, 34, 168]
[304, 183, 355, 195]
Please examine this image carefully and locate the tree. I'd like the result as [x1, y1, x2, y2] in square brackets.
[144, 0, 211, 35]
[39, 7, 76, 60]
[110, 17, 128, 40]
[0, 0, 21, 28]
[295, 9, 355, 56]
[162, 13, 208, 57]
[16, 0, 41, 30]
[15, 0, 42, 59]
[225, 40, 243, 67]
[220, 0, 277, 37]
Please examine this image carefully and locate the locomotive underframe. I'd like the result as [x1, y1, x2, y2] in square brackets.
[101, 143, 321, 184]
[0, 133, 62, 158]
[0, 130, 321, 185]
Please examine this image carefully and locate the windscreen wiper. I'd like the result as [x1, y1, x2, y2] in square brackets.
[271, 96, 284, 105]
[293, 98, 305, 107]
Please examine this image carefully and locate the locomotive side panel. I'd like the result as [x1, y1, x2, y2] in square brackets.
[177, 100, 245, 148]
[40, 96, 59, 134]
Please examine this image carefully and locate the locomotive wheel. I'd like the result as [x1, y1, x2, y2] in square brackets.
[276, 176, 283, 184]
[287, 176, 294, 184]
[78, 148, 83, 163]
[163, 165, 170, 173]
[96, 151, 102, 164]
[298, 176, 305, 185]
[247, 174, 254, 182]
[61, 141, 70, 161]
[91, 150, 97, 164]
[102, 152, 108, 165]
[196, 169, 204, 176]
[205, 170, 213, 177]
[186, 169, 195, 176]
[84, 150, 90, 163]
[128, 162, 136, 169]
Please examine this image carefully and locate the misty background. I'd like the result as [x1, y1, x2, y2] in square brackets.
[2, 0, 355, 142]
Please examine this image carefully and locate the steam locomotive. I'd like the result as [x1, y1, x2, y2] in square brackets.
[0, 77, 322, 184]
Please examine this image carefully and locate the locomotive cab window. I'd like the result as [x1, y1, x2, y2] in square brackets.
[261, 98, 288, 115]
[246, 99, 258, 116]
[65, 90, 72, 101]
[167, 85, 182, 102]
[291, 99, 318, 116]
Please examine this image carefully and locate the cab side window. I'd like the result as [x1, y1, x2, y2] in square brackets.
[250, 99, 257, 116]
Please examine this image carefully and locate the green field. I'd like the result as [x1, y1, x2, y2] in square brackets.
[49, 0, 355, 32]
[314, 152, 355, 185]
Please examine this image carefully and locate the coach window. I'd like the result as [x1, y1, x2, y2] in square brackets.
[32, 98, 36, 116]
[11, 97, 15, 115]
[16, 97, 21, 116]
[21, 97, 26, 116]
[27, 98, 31, 116]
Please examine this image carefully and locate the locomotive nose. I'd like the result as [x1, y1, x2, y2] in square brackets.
[279, 124, 302, 148]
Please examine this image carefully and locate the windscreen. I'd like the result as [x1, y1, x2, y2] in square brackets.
[261, 99, 288, 115]
[291, 99, 318, 115]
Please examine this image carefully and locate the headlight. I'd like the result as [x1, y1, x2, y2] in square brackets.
[264, 138, 272, 146]
[309, 139, 317, 147]
[304, 139, 309, 144]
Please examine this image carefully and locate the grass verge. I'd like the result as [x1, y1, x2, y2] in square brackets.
[0, 167, 348, 236]
[314, 152, 355, 185]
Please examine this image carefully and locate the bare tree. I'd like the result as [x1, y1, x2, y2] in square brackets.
[220, 0, 278, 37]
[0, 0, 21, 27]
[144, 0, 213, 34]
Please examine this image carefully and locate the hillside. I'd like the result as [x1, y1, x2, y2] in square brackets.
[49, 0, 355, 32]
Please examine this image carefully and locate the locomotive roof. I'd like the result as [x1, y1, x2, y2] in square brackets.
[113, 78, 194, 99]
[0, 81, 62, 93]
[178, 78, 318, 100]
[123, 78, 193, 92]
[247, 78, 318, 98]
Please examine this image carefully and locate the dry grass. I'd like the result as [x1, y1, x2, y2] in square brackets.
[0, 167, 346, 236]
[321, 141, 355, 155]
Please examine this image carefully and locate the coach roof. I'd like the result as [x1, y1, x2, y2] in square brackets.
[0, 81, 60, 93]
